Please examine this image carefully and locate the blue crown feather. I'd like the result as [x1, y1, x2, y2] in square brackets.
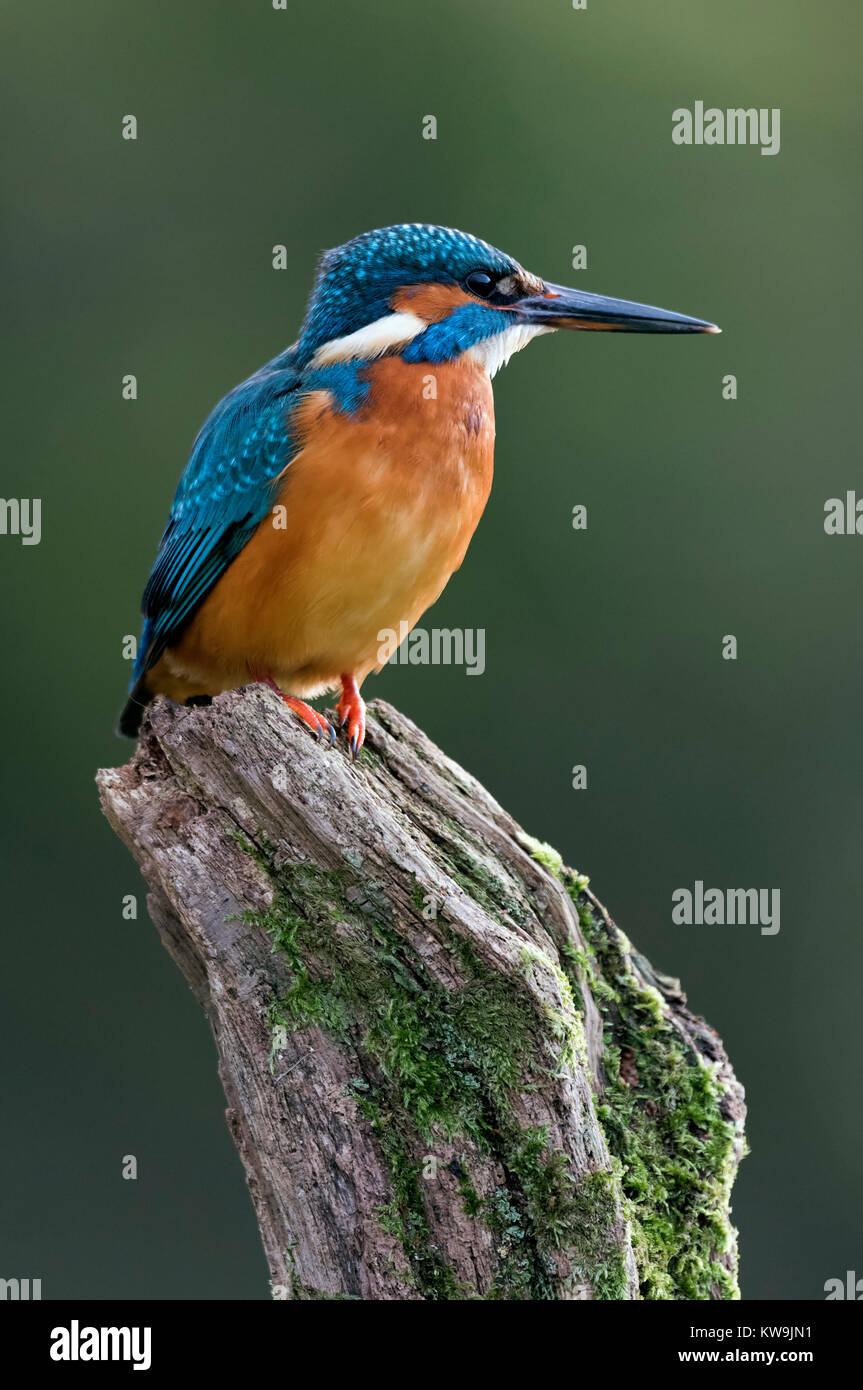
[296, 223, 518, 365]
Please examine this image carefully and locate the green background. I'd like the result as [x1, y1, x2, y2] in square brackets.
[1, 0, 860, 1299]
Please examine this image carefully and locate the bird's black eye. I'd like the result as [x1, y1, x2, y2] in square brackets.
[465, 270, 495, 298]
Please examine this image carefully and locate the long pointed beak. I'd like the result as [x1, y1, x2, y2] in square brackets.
[514, 282, 720, 334]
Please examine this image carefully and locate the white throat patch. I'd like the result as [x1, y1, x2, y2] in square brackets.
[467, 323, 553, 379]
[309, 312, 427, 368]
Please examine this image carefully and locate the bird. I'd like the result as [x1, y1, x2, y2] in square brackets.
[118, 222, 718, 754]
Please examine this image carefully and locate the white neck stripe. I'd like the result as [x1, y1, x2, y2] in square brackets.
[309, 311, 427, 368]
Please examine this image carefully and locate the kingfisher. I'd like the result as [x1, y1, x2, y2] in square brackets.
[119, 223, 718, 754]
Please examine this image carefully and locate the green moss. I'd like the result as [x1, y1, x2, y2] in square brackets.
[350, 1087, 465, 1299]
[482, 1129, 628, 1301]
[565, 1168, 631, 1300]
[363, 969, 532, 1143]
[482, 1186, 542, 1300]
[238, 843, 626, 1300]
[228, 824, 277, 874]
[241, 825, 740, 1301]
[288, 1282, 362, 1301]
[409, 873, 429, 916]
[281, 1245, 362, 1301]
[432, 819, 531, 927]
[579, 904, 740, 1299]
[518, 834, 564, 876]
[520, 945, 589, 1077]
[558, 941, 587, 1012]
[522, 842, 743, 1301]
[518, 834, 589, 893]
[457, 1167, 481, 1218]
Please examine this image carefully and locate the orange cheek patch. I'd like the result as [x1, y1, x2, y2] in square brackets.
[391, 282, 479, 322]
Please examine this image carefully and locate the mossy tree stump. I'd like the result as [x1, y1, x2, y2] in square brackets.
[97, 687, 745, 1300]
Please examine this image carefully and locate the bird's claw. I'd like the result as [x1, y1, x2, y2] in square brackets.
[282, 696, 335, 746]
[336, 685, 366, 760]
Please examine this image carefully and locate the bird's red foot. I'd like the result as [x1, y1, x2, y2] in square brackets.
[283, 696, 336, 746]
[260, 677, 335, 746]
[337, 674, 366, 760]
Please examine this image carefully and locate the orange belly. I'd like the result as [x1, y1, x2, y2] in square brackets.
[150, 355, 495, 702]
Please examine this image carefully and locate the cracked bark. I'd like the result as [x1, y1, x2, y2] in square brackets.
[97, 686, 745, 1301]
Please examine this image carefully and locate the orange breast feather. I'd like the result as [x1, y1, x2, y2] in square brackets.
[157, 355, 495, 702]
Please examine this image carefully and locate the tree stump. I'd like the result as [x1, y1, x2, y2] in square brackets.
[97, 686, 745, 1301]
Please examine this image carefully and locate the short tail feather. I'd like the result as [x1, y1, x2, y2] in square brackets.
[116, 675, 152, 739]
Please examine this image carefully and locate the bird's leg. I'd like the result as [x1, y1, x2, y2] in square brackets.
[337, 673, 366, 760]
[258, 675, 335, 746]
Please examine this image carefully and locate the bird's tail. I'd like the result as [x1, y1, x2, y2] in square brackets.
[116, 675, 152, 739]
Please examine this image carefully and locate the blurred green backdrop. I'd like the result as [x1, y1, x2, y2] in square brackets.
[1, 0, 860, 1299]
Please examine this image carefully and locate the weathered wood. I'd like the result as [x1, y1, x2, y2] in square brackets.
[97, 686, 745, 1300]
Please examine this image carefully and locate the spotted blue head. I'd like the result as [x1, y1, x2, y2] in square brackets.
[295, 222, 719, 377]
